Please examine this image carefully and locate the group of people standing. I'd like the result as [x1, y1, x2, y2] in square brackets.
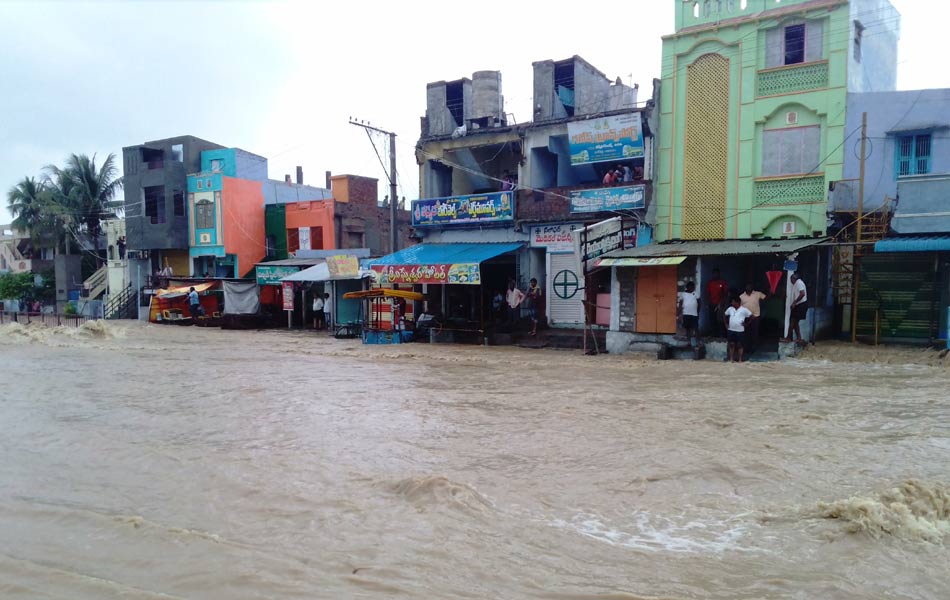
[492, 278, 542, 335]
[676, 268, 809, 362]
[311, 292, 333, 331]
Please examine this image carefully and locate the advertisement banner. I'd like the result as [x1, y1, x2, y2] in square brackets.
[281, 281, 294, 311]
[412, 192, 514, 227]
[567, 113, 644, 165]
[257, 264, 300, 285]
[577, 217, 624, 268]
[371, 263, 482, 285]
[570, 184, 646, 213]
[326, 255, 360, 279]
[530, 223, 582, 254]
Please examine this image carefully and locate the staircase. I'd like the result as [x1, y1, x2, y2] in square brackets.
[83, 265, 109, 299]
[104, 284, 137, 320]
[831, 204, 892, 322]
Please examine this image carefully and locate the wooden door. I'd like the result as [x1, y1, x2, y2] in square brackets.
[636, 266, 678, 334]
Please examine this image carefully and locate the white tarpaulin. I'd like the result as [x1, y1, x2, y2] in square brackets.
[281, 261, 375, 282]
[223, 281, 260, 315]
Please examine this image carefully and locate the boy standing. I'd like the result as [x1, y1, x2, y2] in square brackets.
[724, 296, 753, 363]
[677, 281, 701, 347]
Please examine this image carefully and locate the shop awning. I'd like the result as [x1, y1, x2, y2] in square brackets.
[370, 242, 523, 285]
[874, 235, 950, 253]
[155, 281, 217, 298]
[281, 261, 374, 282]
[595, 256, 687, 267]
[600, 238, 825, 261]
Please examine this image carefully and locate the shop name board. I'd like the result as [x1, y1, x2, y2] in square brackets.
[570, 184, 646, 213]
[530, 223, 581, 254]
[326, 255, 359, 278]
[577, 218, 624, 266]
[282, 281, 294, 311]
[372, 263, 482, 285]
[257, 264, 299, 285]
[412, 192, 514, 227]
[567, 113, 644, 165]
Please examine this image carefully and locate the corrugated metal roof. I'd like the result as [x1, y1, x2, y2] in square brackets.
[874, 235, 950, 253]
[370, 243, 523, 266]
[603, 238, 825, 259]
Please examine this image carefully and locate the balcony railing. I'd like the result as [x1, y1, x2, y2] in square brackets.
[757, 61, 829, 97]
[753, 174, 826, 206]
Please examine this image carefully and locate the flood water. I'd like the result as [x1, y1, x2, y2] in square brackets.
[1, 321, 948, 599]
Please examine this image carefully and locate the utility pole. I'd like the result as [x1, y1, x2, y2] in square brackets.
[349, 119, 399, 254]
[851, 112, 868, 343]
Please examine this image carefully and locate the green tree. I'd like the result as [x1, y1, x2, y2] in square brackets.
[0, 272, 35, 301]
[6, 176, 53, 245]
[44, 153, 122, 255]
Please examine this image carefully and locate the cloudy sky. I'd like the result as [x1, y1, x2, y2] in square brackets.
[1, 0, 946, 223]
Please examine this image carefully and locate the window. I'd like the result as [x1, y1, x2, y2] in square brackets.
[173, 190, 185, 217]
[310, 227, 323, 250]
[141, 148, 164, 170]
[287, 228, 300, 254]
[762, 126, 821, 176]
[144, 185, 166, 224]
[195, 199, 215, 229]
[210, 159, 223, 172]
[206, 179, 212, 189]
[197, 180, 203, 190]
[171, 144, 183, 162]
[896, 134, 932, 177]
[784, 24, 805, 65]
[766, 21, 823, 68]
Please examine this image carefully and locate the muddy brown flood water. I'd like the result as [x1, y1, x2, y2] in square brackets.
[0, 321, 948, 599]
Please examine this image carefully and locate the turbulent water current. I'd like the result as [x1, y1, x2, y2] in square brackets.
[1, 321, 948, 599]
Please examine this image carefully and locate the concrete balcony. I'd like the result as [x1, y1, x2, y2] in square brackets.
[753, 174, 826, 206]
[756, 61, 829, 97]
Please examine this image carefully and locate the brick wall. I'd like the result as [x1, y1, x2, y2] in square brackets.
[332, 174, 414, 255]
[617, 267, 636, 333]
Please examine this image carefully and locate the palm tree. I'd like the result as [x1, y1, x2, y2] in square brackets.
[6, 176, 52, 245]
[62, 153, 123, 241]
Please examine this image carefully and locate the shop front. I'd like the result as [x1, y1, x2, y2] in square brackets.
[369, 242, 524, 342]
[255, 258, 327, 327]
[600, 239, 829, 358]
[279, 254, 373, 332]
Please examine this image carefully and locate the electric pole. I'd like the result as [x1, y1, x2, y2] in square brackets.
[851, 111, 868, 343]
[349, 118, 400, 254]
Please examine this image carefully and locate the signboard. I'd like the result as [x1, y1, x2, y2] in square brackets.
[326, 255, 360, 279]
[577, 217, 624, 267]
[372, 263, 481, 285]
[530, 223, 581, 254]
[570, 184, 646, 213]
[257, 264, 300, 285]
[567, 113, 644, 165]
[281, 281, 294, 310]
[411, 192, 514, 227]
[594, 256, 686, 268]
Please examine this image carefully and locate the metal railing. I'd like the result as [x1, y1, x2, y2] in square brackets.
[0, 311, 88, 327]
[105, 284, 137, 320]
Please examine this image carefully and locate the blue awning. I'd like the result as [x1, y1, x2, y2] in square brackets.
[370, 243, 523, 266]
[874, 235, 950, 253]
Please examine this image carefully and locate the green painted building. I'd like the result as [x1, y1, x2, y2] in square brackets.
[655, 0, 899, 242]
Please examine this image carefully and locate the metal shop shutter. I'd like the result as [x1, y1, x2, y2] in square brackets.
[548, 253, 585, 326]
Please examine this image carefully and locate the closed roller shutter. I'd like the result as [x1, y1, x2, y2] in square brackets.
[857, 254, 936, 340]
[548, 252, 585, 326]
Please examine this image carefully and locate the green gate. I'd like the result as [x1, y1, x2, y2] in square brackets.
[856, 254, 937, 340]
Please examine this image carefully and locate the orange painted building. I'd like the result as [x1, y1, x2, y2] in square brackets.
[282, 199, 335, 253]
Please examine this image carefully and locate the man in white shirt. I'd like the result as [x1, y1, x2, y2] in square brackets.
[724, 296, 753, 363]
[783, 274, 808, 345]
[505, 280, 525, 329]
[676, 281, 700, 347]
[312, 293, 325, 330]
[323, 292, 333, 331]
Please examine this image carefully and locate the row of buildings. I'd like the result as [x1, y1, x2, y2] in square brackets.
[365, 0, 948, 352]
[4, 0, 947, 351]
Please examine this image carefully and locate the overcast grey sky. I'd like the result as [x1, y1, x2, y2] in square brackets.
[1, 0, 947, 224]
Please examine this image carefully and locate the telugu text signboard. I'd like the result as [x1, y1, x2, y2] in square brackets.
[577, 217, 624, 268]
[326, 254, 360, 279]
[281, 281, 294, 311]
[371, 263, 482, 285]
[570, 184, 646, 213]
[567, 113, 644, 166]
[411, 192, 514, 227]
[530, 223, 582, 254]
[257, 265, 300, 285]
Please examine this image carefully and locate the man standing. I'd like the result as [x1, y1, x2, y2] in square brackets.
[677, 281, 701, 348]
[312, 292, 325, 330]
[784, 274, 808, 345]
[740, 282, 768, 352]
[724, 296, 753, 363]
[505, 280, 525, 329]
[524, 278, 542, 336]
[188, 286, 202, 318]
[323, 292, 333, 332]
[705, 268, 729, 337]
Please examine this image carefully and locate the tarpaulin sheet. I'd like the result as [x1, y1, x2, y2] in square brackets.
[223, 281, 260, 315]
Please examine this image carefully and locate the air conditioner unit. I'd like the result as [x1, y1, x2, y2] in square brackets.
[786, 111, 799, 125]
